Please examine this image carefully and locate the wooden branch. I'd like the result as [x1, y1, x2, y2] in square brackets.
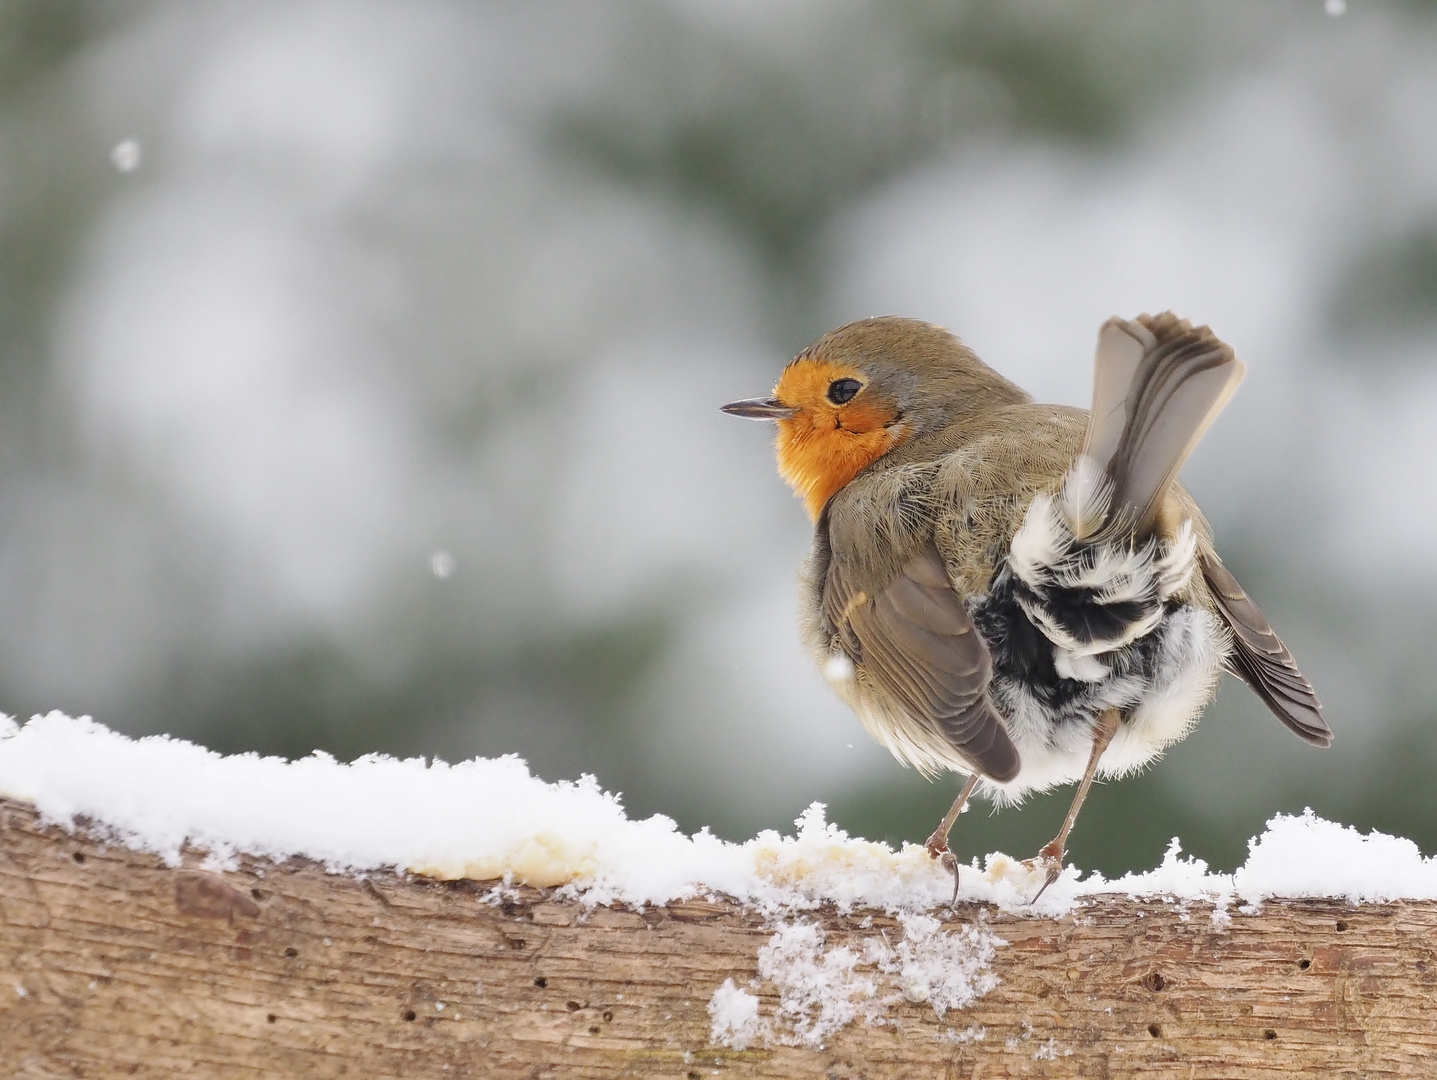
[2, 796, 1433, 1078]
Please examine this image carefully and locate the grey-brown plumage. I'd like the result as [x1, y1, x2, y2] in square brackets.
[821, 539, 1020, 781]
[1084, 313, 1244, 537]
[723, 311, 1330, 881]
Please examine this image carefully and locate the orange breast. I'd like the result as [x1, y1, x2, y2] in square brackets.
[772, 360, 905, 520]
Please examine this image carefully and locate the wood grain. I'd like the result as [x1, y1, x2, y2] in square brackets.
[1, 796, 1433, 1078]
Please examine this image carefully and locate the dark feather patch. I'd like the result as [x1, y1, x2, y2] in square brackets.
[975, 566, 1172, 722]
[1019, 578, 1151, 648]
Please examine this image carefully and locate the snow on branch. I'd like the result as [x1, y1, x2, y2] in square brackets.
[2, 713, 1436, 1077]
[4, 712, 1435, 911]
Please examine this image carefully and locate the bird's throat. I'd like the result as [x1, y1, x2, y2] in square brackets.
[775, 413, 903, 521]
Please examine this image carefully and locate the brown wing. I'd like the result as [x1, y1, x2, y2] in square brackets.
[1201, 551, 1332, 747]
[824, 542, 1020, 781]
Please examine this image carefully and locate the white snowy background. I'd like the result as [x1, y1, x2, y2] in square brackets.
[0, 0, 1434, 873]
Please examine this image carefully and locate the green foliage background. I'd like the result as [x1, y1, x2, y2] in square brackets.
[1, 0, 1435, 876]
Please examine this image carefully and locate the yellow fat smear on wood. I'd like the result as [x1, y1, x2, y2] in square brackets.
[749, 833, 904, 886]
[406, 815, 1041, 897]
[979, 853, 1047, 891]
[411, 833, 1044, 896]
[414, 832, 598, 887]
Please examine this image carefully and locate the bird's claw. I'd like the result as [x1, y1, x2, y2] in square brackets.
[927, 842, 963, 909]
[940, 851, 961, 908]
[1024, 842, 1065, 905]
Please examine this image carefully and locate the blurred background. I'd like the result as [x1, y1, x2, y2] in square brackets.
[2, 0, 1435, 875]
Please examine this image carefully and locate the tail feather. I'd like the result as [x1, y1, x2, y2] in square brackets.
[1080, 313, 1245, 538]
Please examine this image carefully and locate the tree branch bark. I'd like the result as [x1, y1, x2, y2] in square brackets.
[1, 796, 1432, 1078]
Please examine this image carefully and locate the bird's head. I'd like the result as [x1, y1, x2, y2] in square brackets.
[722, 316, 1028, 520]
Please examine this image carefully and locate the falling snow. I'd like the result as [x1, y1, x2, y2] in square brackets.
[110, 139, 142, 173]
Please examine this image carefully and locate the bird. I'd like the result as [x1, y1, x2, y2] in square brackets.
[721, 313, 1330, 897]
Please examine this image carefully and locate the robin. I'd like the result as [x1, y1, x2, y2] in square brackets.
[722, 313, 1330, 897]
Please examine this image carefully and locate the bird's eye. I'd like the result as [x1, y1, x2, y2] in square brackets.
[827, 378, 862, 405]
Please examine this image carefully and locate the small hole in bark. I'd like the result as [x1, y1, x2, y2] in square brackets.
[1335, 920, 1348, 932]
[72, 852, 86, 863]
[589, 1025, 600, 1035]
[1148, 1024, 1162, 1038]
[403, 1010, 417, 1022]
[1142, 972, 1167, 992]
[566, 1001, 581, 1012]
[534, 977, 547, 988]
[688, 1073, 700, 1080]
[266, 1014, 276, 1023]
[1299, 959, 1311, 970]
[1265, 1029, 1277, 1040]
[603, 1010, 613, 1022]
[510, 938, 526, 950]
[250, 888, 264, 901]
[283, 947, 298, 958]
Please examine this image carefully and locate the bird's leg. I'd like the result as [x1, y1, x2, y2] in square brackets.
[924, 772, 981, 858]
[924, 772, 981, 907]
[1030, 708, 1121, 903]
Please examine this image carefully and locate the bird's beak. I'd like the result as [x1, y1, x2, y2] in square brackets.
[720, 396, 797, 420]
